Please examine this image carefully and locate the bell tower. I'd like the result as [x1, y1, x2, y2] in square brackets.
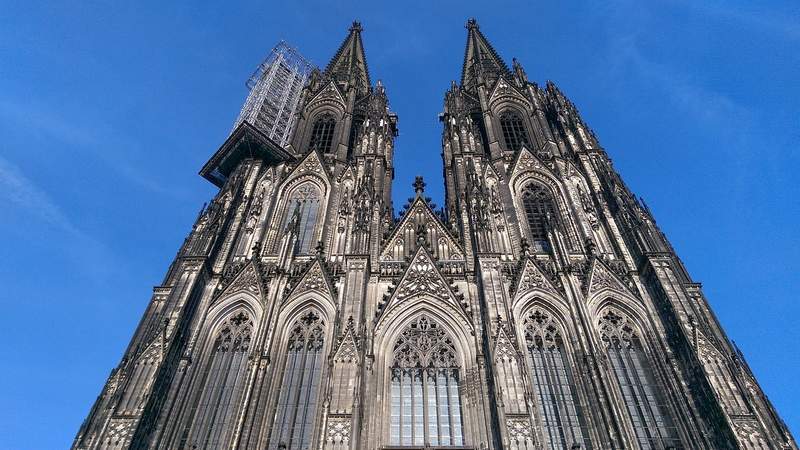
[438, 18, 796, 450]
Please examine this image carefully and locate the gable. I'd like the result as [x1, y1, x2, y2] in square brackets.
[284, 149, 331, 184]
[493, 323, 519, 360]
[509, 146, 555, 182]
[332, 317, 359, 363]
[306, 80, 346, 112]
[375, 248, 471, 327]
[585, 259, 633, 297]
[214, 262, 265, 302]
[380, 197, 463, 262]
[511, 258, 562, 299]
[284, 259, 336, 302]
[488, 77, 529, 110]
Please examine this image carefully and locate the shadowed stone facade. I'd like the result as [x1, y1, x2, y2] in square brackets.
[73, 20, 796, 450]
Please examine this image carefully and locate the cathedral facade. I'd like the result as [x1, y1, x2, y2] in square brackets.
[73, 20, 796, 450]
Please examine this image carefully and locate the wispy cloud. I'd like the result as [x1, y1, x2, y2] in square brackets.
[0, 156, 80, 235]
[0, 155, 120, 283]
[0, 98, 181, 197]
[599, 1, 754, 132]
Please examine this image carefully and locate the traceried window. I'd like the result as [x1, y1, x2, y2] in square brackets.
[309, 113, 336, 153]
[389, 316, 464, 447]
[269, 311, 326, 450]
[283, 183, 321, 254]
[182, 311, 253, 449]
[523, 309, 591, 450]
[598, 309, 682, 450]
[521, 184, 557, 253]
[500, 110, 530, 151]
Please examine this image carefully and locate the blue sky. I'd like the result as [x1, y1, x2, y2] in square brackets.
[0, 1, 798, 448]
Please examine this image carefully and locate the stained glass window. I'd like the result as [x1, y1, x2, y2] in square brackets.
[524, 309, 590, 450]
[598, 308, 682, 449]
[389, 316, 464, 447]
[269, 311, 326, 450]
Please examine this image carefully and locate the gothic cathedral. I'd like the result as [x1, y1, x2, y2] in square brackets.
[73, 20, 796, 450]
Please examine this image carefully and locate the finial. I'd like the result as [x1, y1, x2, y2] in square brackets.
[466, 18, 479, 30]
[412, 176, 426, 197]
[350, 21, 362, 32]
[251, 240, 262, 257]
[315, 240, 325, 257]
[585, 237, 598, 257]
[520, 238, 530, 256]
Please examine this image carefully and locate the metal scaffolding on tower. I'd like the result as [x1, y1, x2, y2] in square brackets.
[232, 40, 314, 149]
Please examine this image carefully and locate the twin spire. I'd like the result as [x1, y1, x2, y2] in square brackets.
[461, 18, 513, 91]
[324, 21, 371, 92]
[324, 18, 510, 93]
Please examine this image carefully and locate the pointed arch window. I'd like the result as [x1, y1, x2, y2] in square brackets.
[523, 309, 591, 450]
[521, 184, 557, 253]
[183, 311, 253, 449]
[309, 113, 336, 153]
[269, 311, 326, 450]
[389, 316, 464, 447]
[598, 309, 682, 449]
[283, 183, 321, 254]
[347, 115, 364, 160]
[500, 110, 530, 152]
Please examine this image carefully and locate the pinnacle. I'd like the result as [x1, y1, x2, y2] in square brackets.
[413, 176, 426, 197]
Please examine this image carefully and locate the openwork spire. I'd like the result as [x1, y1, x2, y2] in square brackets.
[461, 18, 512, 91]
[324, 20, 372, 93]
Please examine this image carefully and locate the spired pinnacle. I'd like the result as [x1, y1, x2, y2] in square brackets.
[413, 176, 426, 197]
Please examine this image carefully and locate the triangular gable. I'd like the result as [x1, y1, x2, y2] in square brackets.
[287, 148, 331, 181]
[493, 322, 519, 360]
[216, 261, 265, 301]
[380, 196, 463, 260]
[285, 259, 336, 301]
[585, 259, 632, 297]
[306, 79, 347, 111]
[488, 77, 528, 107]
[332, 317, 359, 363]
[509, 146, 552, 180]
[337, 165, 356, 184]
[511, 258, 561, 299]
[376, 247, 470, 321]
[481, 161, 504, 183]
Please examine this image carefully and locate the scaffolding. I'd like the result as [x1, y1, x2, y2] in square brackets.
[232, 40, 314, 149]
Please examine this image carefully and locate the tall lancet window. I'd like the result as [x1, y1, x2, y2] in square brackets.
[309, 113, 336, 153]
[184, 311, 253, 449]
[521, 184, 557, 253]
[523, 309, 590, 450]
[282, 183, 321, 254]
[500, 110, 530, 151]
[269, 311, 326, 449]
[389, 316, 464, 447]
[598, 309, 681, 449]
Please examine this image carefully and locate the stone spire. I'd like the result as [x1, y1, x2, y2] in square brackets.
[324, 20, 372, 93]
[461, 18, 512, 91]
